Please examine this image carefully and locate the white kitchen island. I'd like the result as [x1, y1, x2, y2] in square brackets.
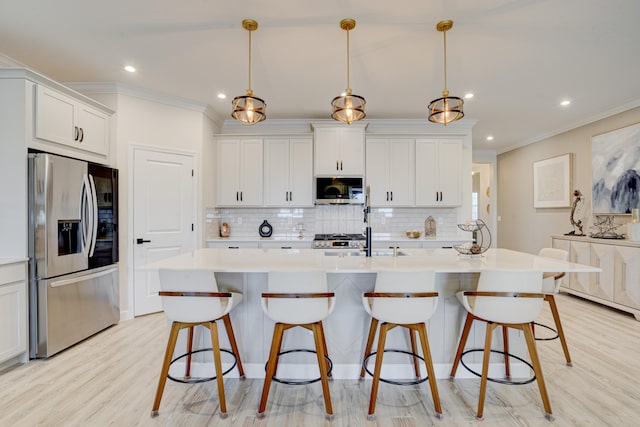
[146, 247, 598, 379]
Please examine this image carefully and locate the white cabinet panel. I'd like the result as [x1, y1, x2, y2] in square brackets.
[264, 138, 313, 207]
[569, 240, 591, 294]
[613, 245, 640, 310]
[314, 126, 365, 175]
[216, 138, 263, 206]
[415, 139, 462, 206]
[366, 138, 414, 206]
[0, 261, 27, 365]
[590, 243, 614, 301]
[35, 85, 109, 157]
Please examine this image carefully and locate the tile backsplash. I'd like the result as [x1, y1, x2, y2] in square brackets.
[206, 206, 459, 240]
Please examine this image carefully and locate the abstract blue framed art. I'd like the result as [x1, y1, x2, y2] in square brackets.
[592, 122, 640, 214]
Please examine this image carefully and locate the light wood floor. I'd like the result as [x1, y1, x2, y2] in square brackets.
[1, 293, 639, 427]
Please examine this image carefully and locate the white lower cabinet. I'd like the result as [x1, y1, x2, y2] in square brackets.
[552, 235, 640, 320]
[206, 241, 260, 249]
[0, 261, 28, 365]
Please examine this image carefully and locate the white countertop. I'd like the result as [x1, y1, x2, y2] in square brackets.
[146, 247, 598, 274]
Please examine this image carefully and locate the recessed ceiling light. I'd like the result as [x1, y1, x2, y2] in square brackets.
[124, 65, 136, 73]
[560, 100, 571, 106]
[464, 93, 474, 99]
[486, 136, 494, 141]
[217, 93, 227, 100]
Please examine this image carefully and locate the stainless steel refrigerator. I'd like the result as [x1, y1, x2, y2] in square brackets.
[28, 152, 119, 358]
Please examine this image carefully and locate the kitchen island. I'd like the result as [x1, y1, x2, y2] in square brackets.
[147, 247, 598, 379]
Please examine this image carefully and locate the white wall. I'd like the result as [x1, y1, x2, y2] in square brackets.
[497, 106, 640, 254]
[77, 90, 219, 318]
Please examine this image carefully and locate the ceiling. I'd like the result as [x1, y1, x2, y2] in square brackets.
[1, 0, 640, 153]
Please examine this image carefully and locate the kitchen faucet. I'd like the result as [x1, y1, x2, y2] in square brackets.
[363, 185, 372, 257]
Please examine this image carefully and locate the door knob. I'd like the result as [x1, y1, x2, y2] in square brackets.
[136, 238, 151, 244]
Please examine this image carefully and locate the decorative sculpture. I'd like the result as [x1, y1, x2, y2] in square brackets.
[590, 215, 625, 239]
[565, 189, 585, 236]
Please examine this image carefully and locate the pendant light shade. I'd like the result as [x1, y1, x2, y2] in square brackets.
[331, 19, 366, 125]
[428, 20, 464, 126]
[232, 19, 266, 125]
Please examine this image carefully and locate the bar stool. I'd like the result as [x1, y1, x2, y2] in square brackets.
[537, 248, 572, 365]
[257, 270, 336, 420]
[360, 270, 442, 420]
[449, 269, 553, 420]
[151, 269, 245, 419]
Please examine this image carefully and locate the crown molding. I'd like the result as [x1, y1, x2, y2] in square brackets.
[66, 81, 225, 126]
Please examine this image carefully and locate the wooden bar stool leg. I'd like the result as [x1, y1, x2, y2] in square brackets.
[502, 325, 511, 378]
[318, 321, 332, 379]
[416, 324, 443, 418]
[208, 321, 227, 418]
[522, 323, 554, 420]
[360, 317, 379, 378]
[185, 326, 194, 379]
[477, 322, 495, 420]
[312, 322, 334, 418]
[368, 322, 390, 420]
[409, 328, 420, 378]
[151, 322, 182, 417]
[546, 294, 572, 365]
[258, 323, 285, 417]
[222, 313, 246, 378]
[450, 312, 473, 377]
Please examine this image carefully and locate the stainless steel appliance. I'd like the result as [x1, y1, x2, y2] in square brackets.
[312, 233, 366, 249]
[315, 177, 364, 205]
[28, 152, 119, 358]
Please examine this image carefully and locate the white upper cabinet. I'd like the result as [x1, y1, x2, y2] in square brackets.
[314, 126, 365, 175]
[34, 85, 109, 158]
[415, 139, 462, 207]
[216, 138, 263, 206]
[264, 138, 313, 207]
[366, 138, 415, 206]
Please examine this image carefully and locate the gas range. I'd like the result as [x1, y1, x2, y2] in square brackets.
[312, 233, 366, 249]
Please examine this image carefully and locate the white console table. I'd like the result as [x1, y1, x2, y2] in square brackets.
[552, 235, 640, 320]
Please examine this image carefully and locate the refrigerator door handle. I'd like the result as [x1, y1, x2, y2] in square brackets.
[88, 174, 99, 257]
[81, 174, 93, 256]
[49, 267, 119, 288]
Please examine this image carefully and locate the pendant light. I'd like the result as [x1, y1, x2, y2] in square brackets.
[231, 19, 266, 125]
[428, 20, 464, 126]
[331, 18, 366, 125]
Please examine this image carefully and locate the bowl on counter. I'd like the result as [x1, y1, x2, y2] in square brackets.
[405, 230, 422, 239]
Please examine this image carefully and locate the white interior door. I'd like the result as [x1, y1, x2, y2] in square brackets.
[133, 148, 195, 316]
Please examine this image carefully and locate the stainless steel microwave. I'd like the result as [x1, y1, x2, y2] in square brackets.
[315, 177, 365, 205]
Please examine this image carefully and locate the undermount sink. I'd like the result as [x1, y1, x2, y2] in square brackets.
[324, 250, 407, 257]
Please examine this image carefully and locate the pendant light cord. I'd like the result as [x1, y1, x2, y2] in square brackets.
[442, 29, 448, 94]
[248, 29, 252, 92]
[346, 28, 351, 91]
